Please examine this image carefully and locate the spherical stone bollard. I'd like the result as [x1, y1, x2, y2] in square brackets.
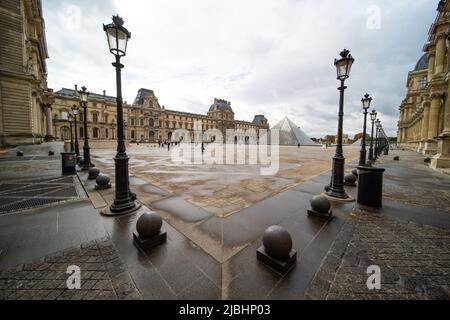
[88, 167, 100, 180]
[310, 195, 331, 215]
[95, 175, 111, 190]
[16, 151, 23, 157]
[262, 225, 293, 260]
[136, 212, 163, 238]
[257, 225, 297, 274]
[133, 211, 167, 250]
[48, 150, 55, 156]
[344, 173, 357, 186]
[352, 168, 358, 177]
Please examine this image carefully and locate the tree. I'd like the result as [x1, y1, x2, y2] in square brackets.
[353, 132, 370, 141]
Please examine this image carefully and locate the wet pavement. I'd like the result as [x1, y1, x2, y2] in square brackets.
[1, 143, 449, 300]
[306, 149, 450, 300]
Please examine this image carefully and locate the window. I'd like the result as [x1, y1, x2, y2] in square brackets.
[105, 128, 109, 139]
[131, 118, 135, 126]
[105, 114, 109, 124]
[60, 111, 68, 120]
[93, 127, 99, 138]
[92, 113, 98, 123]
[79, 127, 84, 138]
[149, 119, 154, 127]
[140, 119, 144, 126]
[131, 130, 135, 139]
[61, 126, 69, 139]
[419, 76, 427, 89]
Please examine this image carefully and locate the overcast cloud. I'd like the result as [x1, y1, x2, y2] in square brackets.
[42, 0, 437, 138]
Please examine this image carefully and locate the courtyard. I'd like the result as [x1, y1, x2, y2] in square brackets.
[1, 142, 449, 300]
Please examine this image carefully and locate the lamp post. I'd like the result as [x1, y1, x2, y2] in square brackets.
[79, 86, 91, 170]
[72, 104, 80, 160]
[374, 119, 381, 159]
[68, 114, 74, 152]
[368, 110, 377, 162]
[102, 15, 138, 215]
[326, 49, 355, 200]
[359, 93, 372, 166]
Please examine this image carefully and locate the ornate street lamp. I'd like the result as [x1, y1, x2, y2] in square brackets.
[326, 49, 355, 200]
[359, 93, 372, 166]
[79, 86, 92, 170]
[102, 15, 138, 215]
[368, 110, 377, 162]
[72, 104, 80, 160]
[68, 114, 74, 152]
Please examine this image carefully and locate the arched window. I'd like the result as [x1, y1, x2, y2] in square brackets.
[149, 118, 154, 127]
[93, 127, 99, 139]
[92, 113, 98, 123]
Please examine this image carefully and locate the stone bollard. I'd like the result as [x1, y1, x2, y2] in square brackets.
[88, 167, 100, 180]
[256, 225, 297, 274]
[307, 195, 332, 219]
[16, 151, 23, 157]
[133, 212, 167, 250]
[344, 173, 357, 187]
[95, 175, 111, 190]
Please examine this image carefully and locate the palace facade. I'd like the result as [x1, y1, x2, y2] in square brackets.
[52, 88, 269, 145]
[397, 0, 450, 168]
[0, 0, 52, 147]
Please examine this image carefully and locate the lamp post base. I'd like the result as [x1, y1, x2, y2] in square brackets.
[323, 192, 355, 202]
[358, 149, 367, 167]
[101, 201, 142, 217]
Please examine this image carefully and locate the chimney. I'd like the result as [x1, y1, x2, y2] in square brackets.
[103, 90, 106, 96]
[74, 84, 78, 91]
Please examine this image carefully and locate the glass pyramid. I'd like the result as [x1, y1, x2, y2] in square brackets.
[271, 117, 316, 146]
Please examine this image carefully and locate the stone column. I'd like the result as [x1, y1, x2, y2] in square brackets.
[44, 104, 54, 141]
[435, 34, 447, 75]
[424, 94, 441, 155]
[421, 101, 430, 154]
[443, 91, 450, 135]
[428, 53, 436, 81]
[428, 94, 442, 139]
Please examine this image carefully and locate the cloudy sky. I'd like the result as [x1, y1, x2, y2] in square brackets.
[42, 0, 437, 138]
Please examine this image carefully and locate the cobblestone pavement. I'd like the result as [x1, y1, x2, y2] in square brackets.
[0, 237, 141, 300]
[306, 209, 450, 300]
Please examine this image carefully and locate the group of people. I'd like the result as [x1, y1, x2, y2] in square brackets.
[157, 140, 206, 153]
[157, 140, 181, 151]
